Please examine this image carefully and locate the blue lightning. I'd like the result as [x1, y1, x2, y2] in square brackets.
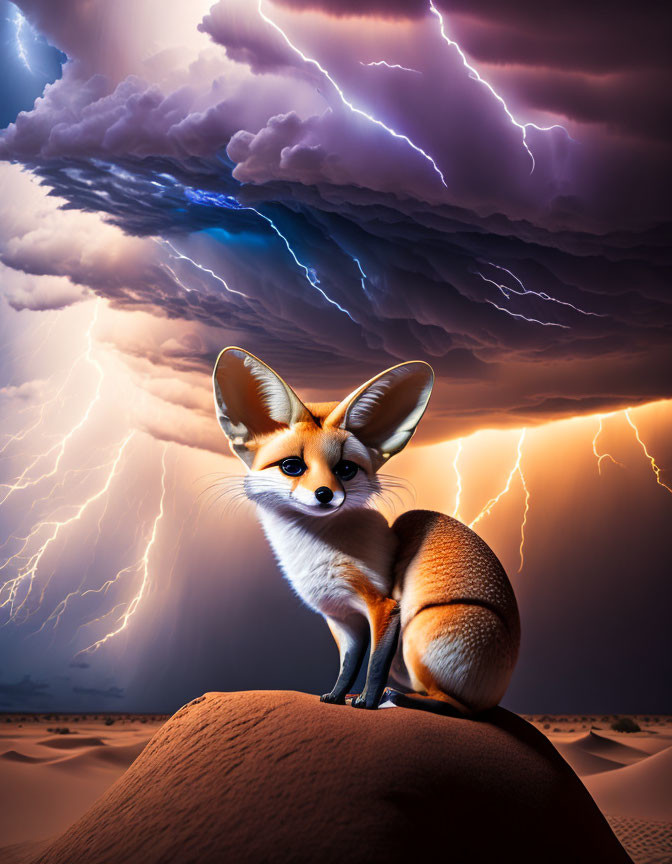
[352, 256, 369, 296]
[249, 206, 357, 321]
[428, 1, 570, 173]
[257, 0, 448, 189]
[12, 5, 33, 74]
[476, 262, 606, 319]
[183, 186, 356, 321]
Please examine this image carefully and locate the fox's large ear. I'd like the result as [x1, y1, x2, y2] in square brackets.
[326, 361, 434, 470]
[213, 347, 311, 466]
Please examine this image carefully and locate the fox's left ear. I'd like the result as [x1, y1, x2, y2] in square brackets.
[326, 361, 434, 470]
[213, 347, 312, 467]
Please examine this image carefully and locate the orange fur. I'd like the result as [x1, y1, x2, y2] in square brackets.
[342, 566, 397, 647]
[393, 511, 519, 713]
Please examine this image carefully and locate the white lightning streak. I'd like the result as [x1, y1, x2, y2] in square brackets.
[469, 430, 526, 529]
[485, 299, 569, 329]
[625, 410, 672, 495]
[452, 438, 463, 519]
[244, 205, 357, 321]
[79, 445, 168, 653]
[12, 7, 33, 74]
[159, 240, 249, 299]
[428, 1, 568, 173]
[477, 262, 606, 319]
[257, 0, 448, 188]
[0, 433, 134, 623]
[592, 414, 622, 474]
[0, 301, 105, 505]
[361, 61, 421, 74]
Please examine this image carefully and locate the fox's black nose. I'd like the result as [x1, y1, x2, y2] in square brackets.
[315, 486, 334, 504]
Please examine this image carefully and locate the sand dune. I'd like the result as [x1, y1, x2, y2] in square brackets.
[604, 735, 672, 757]
[584, 746, 672, 822]
[536, 721, 672, 861]
[554, 741, 623, 776]
[37, 736, 106, 750]
[0, 719, 158, 850]
[33, 691, 631, 864]
[554, 730, 651, 776]
[577, 731, 652, 765]
[49, 742, 148, 772]
[0, 751, 52, 765]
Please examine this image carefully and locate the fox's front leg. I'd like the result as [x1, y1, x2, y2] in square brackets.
[320, 616, 368, 705]
[352, 597, 400, 710]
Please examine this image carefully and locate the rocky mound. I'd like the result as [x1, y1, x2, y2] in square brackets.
[34, 691, 632, 864]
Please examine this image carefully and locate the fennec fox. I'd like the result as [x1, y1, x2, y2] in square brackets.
[213, 347, 520, 713]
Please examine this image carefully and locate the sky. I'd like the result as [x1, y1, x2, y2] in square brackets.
[0, 0, 670, 714]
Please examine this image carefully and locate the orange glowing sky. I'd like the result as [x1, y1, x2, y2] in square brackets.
[0, 294, 670, 712]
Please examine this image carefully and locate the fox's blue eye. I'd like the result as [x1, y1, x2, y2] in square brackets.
[334, 460, 358, 481]
[280, 457, 306, 477]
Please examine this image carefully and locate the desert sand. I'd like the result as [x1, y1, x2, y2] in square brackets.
[0, 701, 669, 864]
[0, 714, 165, 863]
[4, 692, 632, 864]
[527, 714, 672, 864]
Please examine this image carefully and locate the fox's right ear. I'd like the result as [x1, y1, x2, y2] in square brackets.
[213, 347, 311, 467]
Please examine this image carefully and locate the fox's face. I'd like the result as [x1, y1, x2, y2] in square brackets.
[243, 412, 378, 517]
[213, 348, 433, 519]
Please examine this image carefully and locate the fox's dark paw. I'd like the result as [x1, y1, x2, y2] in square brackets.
[351, 694, 378, 710]
[320, 692, 346, 705]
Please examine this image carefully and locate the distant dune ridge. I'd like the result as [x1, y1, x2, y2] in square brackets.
[31, 691, 632, 864]
[554, 730, 652, 776]
[584, 747, 672, 823]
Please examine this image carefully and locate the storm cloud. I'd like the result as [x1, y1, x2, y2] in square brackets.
[0, 674, 50, 707]
[1, 0, 671, 436]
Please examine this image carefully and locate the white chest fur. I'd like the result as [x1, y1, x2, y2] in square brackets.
[257, 506, 396, 620]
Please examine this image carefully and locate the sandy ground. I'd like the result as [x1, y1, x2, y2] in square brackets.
[0, 709, 669, 863]
[525, 714, 672, 864]
[0, 714, 166, 862]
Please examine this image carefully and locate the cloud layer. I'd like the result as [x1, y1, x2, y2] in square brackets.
[0, 0, 670, 439]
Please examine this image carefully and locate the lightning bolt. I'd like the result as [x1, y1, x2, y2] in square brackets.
[30, 480, 152, 638]
[477, 262, 606, 319]
[12, 5, 33, 74]
[452, 438, 463, 520]
[0, 396, 50, 458]
[182, 187, 356, 321]
[360, 61, 421, 74]
[0, 297, 173, 653]
[0, 301, 104, 506]
[485, 299, 570, 329]
[428, 0, 569, 172]
[257, 0, 448, 188]
[246, 205, 357, 321]
[1, 321, 93, 460]
[159, 239, 250, 299]
[449, 431, 530, 571]
[517, 468, 530, 573]
[592, 415, 623, 474]
[467, 430, 530, 572]
[78, 444, 168, 653]
[352, 256, 369, 296]
[0, 433, 134, 624]
[469, 430, 527, 530]
[624, 410, 672, 494]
